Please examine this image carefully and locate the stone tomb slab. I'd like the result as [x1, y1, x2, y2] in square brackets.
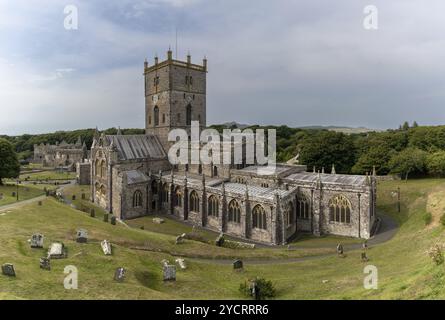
[163, 264, 176, 281]
[47, 242, 67, 259]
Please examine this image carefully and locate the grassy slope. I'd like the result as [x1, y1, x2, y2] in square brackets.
[0, 185, 45, 206]
[0, 179, 444, 299]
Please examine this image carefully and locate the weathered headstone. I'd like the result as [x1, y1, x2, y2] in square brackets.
[110, 216, 116, 225]
[163, 264, 176, 281]
[11, 192, 16, 197]
[0, 193, 3, 200]
[2, 263, 16, 277]
[47, 242, 67, 259]
[81, 193, 86, 200]
[114, 267, 126, 282]
[153, 218, 165, 224]
[175, 258, 187, 270]
[233, 259, 243, 270]
[103, 213, 109, 223]
[175, 233, 186, 245]
[76, 229, 88, 243]
[39, 257, 51, 270]
[101, 240, 112, 255]
[38, 201, 42, 206]
[30, 233, 44, 248]
[90, 208, 95, 218]
[215, 233, 225, 247]
[72, 195, 76, 201]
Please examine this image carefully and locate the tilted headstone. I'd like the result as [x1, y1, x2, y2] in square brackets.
[2, 263, 16, 277]
[110, 216, 116, 225]
[76, 229, 88, 243]
[215, 233, 225, 247]
[38, 201, 42, 206]
[30, 233, 44, 248]
[153, 218, 165, 224]
[175, 258, 187, 270]
[47, 242, 67, 259]
[233, 259, 243, 270]
[101, 240, 112, 255]
[39, 257, 51, 270]
[114, 267, 126, 282]
[175, 233, 186, 245]
[163, 264, 176, 281]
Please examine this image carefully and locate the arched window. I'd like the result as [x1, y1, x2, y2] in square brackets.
[133, 190, 143, 208]
[213, 166, 218, 177]
[100, 160, 106, 178]
[208, 195, 219, 217]
[228, 200, 241, 223]
[297, 194, 310, 220]
[161, 183, 169, 204]
[329, 195, 352, 224]
[190, 191, 199, 213]
[95, 160, 101, 177]
[186, 104, 192, 126]
[174, 187, 182, 207]
[285, 202, 294, 227]
[154, 106, 159, 126]
[252, 205, 267, 230]
[151, 180, 158, 195]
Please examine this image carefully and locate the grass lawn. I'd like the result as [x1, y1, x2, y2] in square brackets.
[1, 178, 445, 299]
[19, 170, 76, 181]
[0, 185, 45, 206]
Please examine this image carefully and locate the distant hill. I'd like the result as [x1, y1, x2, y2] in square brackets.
[298, 126, 382, 134]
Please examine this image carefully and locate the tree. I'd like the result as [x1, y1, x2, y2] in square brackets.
[426, 151, 445, 177]
[351, 145, 396, 175]
[388, 147, 428, 180]
[412, 121, 419, 128]
[402, 121, 410, 131]
[0, 138, 20, 185]
[299, 131, 356, 173]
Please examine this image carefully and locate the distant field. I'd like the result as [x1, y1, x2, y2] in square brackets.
[18, 170, 76, 181]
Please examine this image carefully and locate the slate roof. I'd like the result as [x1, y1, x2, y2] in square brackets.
[127, 170, 150, 185]
[207, 182, 292, 201]
[105, 135, 166, 161]
[285, 172, 368, 186]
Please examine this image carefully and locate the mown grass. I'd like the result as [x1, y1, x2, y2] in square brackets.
[0, 185, 45, 206]
[0, 178, 444, 299]
[19, 170, 76, 181]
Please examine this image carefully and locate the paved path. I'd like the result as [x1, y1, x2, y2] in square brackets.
[0, 195, 47, 212]
[187, 213, 399, 265]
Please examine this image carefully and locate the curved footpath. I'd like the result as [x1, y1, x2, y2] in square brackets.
[188, 213, 399, 265]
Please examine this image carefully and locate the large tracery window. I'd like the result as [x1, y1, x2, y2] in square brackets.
[208, 195, 219, 217]
[285, 202, 294, 227]
[190, 191, 200, 213]
[133, 190, 143, 208]
[329, 195, 352, 224]
[297, 194, 310, 220]
[252, 205, 267, 230]
[228, 200, 241, 223]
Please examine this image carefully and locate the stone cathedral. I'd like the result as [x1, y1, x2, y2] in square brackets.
[90, 49, 377, 245]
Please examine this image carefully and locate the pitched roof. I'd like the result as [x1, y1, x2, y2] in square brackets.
[126, 170, 150, 185]
[105, 135, 166, 161]
[285, 172, 368, 186]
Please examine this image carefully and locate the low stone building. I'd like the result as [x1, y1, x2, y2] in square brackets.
[34, 138, 87, 170]
[90, 50, 377, 245]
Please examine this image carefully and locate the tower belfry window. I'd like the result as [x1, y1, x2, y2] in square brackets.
[154, 106, 159, 126]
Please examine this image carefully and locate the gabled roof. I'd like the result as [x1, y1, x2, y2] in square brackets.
[126, 170, 150, 185]
[285, 172, 368, 187]
[105, 134, 166, 161]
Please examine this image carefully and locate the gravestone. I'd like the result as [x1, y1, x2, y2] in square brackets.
[30, 233, 44, 248]
[90, 209, 95, 218]
[233, 259, 243, 270]
[110, 216, 116, 225]
[81, 193, 86, 200]
[38, 201, 42, 206]
[11, 192, 16, 197]
[47, 242, 67, 259]
[163, 264, 176, 281]
[153, 218, 165, 224]
[103, 213, 109, 223]
[215, 233, 225, 247]
[76, 229, 88, 243]
[175, 258, 187, 270]
[2, 263, 16, 277]
[101, 240, 112, 255]
[114, 267, 126, 282]
[175, 233, 186, 245]
[39, 257, 51, 270]
[72, 195, 76, 201]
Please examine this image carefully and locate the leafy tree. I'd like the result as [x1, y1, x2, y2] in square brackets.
[299, 131, 356, 173]
[0, 138, 20, 185]
[426, 151, 445, 177]
[351, 145, 396, 175]
[412, 121, 419, 128]
[402, 121, 410, 131]
[388, 148, 428, 180]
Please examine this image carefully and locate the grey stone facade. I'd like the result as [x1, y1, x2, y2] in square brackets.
[34, 138, 87, 170]
[90, 51, 377, 245]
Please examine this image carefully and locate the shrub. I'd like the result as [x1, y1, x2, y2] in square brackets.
[423, 212, 433, 225]
[239, 278, 276, 300]
[427, 244, 444, 265]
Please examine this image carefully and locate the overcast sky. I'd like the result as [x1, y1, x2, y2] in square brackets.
[1, 0, 445, 135]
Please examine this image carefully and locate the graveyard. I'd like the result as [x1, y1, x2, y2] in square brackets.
[0, 178, 444, 299]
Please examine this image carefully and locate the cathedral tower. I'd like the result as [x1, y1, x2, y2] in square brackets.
[144, 49, 207, 150]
